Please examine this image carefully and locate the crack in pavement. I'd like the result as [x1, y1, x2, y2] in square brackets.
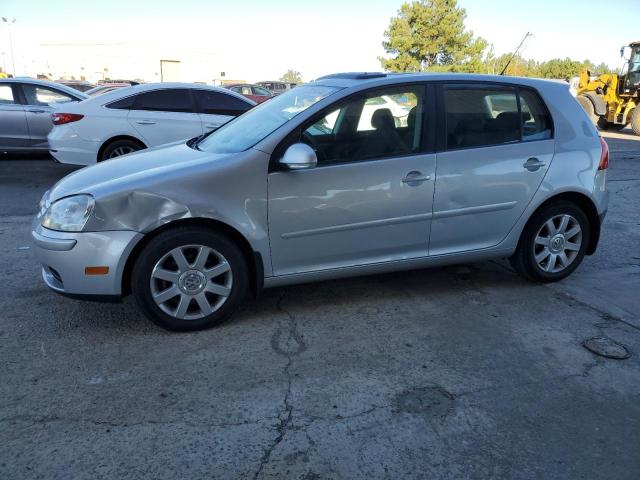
[253, 288, 306, 480]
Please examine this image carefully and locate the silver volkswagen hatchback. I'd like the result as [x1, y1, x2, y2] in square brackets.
[32, 72, 609, 331]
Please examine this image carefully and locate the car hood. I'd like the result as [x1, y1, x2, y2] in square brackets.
[48, 142, 226, 202]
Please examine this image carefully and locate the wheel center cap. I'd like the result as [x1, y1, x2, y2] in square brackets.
[178, 270, 206, 294]
[550, 234, 565, 253]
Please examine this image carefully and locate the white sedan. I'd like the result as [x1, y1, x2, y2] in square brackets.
[48, 83, 255, 165]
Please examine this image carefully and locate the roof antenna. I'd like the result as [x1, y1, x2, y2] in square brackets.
[499, 32, 533, 76]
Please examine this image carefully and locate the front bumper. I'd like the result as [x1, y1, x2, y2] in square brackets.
[32, 224, 143, 296]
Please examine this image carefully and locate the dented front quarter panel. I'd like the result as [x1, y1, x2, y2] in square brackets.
[47, 142, 272, 275]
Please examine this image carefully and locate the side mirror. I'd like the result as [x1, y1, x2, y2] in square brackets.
[279, 143, 317, 170]
[621, 45, 631, 60]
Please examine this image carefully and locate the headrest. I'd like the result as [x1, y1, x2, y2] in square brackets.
[371, 108, 395, 130]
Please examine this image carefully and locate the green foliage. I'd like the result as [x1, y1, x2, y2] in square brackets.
[379, 0, 488, 73]
[279, 69, 303, 84]
[379, 0, 614, 78]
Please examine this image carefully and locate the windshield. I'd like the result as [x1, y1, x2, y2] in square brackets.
[197, 85, 340, 153]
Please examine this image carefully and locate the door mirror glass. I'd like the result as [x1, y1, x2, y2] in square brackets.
[279, 143, 317, 170]
[621, 45, 631, 60]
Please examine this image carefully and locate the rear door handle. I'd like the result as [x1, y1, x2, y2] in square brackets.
[523, 157, 546, 171]
[27, 109, 46, 114]
[135, 120, 156, 125]
[402, 171, 431, 185]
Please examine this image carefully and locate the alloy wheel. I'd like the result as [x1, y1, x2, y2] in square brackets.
[533, 214, 582, 273]
[150, 245, 232, 320]
[109, 146, 136, 158]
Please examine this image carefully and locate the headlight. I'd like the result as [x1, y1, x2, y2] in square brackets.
[41, 194, 95, 232]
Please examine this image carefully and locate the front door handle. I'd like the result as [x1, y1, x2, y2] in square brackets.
[523, 157, 546, 171]
[402, 171, 431, 185]
[204, 123, 220, 129]
[135, 120, 156, 125]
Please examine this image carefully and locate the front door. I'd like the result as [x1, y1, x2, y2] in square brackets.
[192, 89, 251, 134]
[268, 84, 435, 276]
[430, 84, 555, 255]
[0, 84, 29, 150]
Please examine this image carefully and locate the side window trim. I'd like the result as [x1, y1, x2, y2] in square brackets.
[437, 81, 554, 152]
[269, 82, 435, 172]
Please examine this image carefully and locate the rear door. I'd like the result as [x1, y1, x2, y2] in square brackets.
[127, 88, 202, 146]
[193, 89, 253, 133]
[429, 83, 554, 255]
[20, 83, 78, 149]
[0, 83, 29, 150]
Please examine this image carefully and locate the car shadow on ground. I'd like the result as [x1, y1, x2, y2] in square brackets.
[37, 259, 526, 336]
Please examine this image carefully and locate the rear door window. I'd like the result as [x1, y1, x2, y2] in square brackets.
[444, 86, 520, 149]
[193, 90, 252, 116]
[519, 88, 552, 141]
[22, 85, 75, 106]
[132, 89, 193, 113]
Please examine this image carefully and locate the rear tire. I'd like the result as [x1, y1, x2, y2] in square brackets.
[631, 108, 640, 136]
[576, 95, 598, 125]
[132, 227, 249, 331]
[510, 201, 590, 283]
[99, 138, 144, 162]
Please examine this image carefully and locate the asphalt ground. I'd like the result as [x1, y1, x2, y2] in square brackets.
[1, 130, 639, 479]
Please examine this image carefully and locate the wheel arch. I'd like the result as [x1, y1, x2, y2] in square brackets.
[581, 92, 607, 116]
[523, 191, 601, 255]
[121, 218, 264, 298]
[97, 135, 147, 162]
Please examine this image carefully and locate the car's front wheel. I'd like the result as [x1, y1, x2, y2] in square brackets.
[510, 202, 590, 283]
[131, 227, 249, 331]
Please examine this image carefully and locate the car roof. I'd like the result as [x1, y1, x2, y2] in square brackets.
[0, 77, 89, 99]
[309, 72, 569, 92]
[82, 82, 257, 106]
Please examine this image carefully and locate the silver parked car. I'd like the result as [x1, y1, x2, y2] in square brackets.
[0, 78, 87, 153]
[32, 72, 609, 331]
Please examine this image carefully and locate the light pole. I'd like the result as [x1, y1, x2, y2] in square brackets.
[1, 17, 16, 77]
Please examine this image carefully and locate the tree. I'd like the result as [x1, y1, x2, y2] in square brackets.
[537, 58, 584, 80]
[280, 69, 302, 84]
[379, 0, 488, 73]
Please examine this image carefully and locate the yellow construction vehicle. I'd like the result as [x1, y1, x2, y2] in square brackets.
[576, 41, 640, 135]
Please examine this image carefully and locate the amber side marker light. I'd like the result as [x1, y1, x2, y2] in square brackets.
[85, 266, 109, 275]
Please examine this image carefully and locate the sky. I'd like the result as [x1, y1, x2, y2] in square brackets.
[0, 0, 638, 82]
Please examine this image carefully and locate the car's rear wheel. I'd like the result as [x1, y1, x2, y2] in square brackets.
[131, 227, 249, 331]
[100, 139, 144, 162]
[510, 201, 590, 283]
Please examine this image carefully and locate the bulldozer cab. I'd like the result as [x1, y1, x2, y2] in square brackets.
[620, 42, 640, 95]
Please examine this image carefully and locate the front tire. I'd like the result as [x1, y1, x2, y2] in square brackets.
[510, 202, 590, 283]
[132, 227, 249, 331]
[597, 117, 626, 131]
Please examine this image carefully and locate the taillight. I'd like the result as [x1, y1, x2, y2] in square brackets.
[52, 113, 84, 125]
[598, 137, 609, 170]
